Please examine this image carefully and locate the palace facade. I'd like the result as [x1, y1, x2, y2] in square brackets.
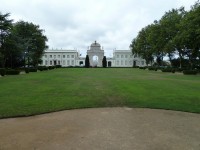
[41, 41, 146, 67]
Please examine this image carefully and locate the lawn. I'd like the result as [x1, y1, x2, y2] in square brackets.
[0, 68, 200, 118]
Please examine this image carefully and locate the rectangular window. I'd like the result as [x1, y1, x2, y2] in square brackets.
[71, 60, 74, 65]
[71, 55, 74, 58]
[50, 55, 52, 58]
[121, 60, 123, 65]
[45, 60, 48, 65]
[121, 55, 124, 58]
[125, 55, 128, 58]
[58, 61, 60, 65]
[54, 55, 56, 59]
[67, 55, 70, 58]
[67, 60, 70, 65]
[117, 55, 119, 58]
[125, 60, 127, 65]
[63, 60, 65, 65]
[117, 61, 119, 65]
[63, 55, 65, 58]
[50, 61, 52, 65]
[45, 55, 47, 58]
[141, 61, 144, 65]
[58, 55, 60, 58]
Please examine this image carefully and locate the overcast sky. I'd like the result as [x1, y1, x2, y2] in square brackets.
[0, 0, 198, 56]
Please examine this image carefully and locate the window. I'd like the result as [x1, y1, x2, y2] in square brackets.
[117, 55, 119, 58]
[58, 55, 60, 58]
[63, 55, 65, 58]
[45, 60, 48, 65]
[50, 55, 52, 58]
[45, 55, 47, 58]
[71, 60, 74, 65]
[63, 60, 65, 65]
[54, 55, 56, 59]
[67, 55, 70, 58]
[50, 61, 52, 65]
[125, 60, 127, 65]
[141, 61, 144, 65]
[117, 61, 119, 65]
[58, 61, 60, 65]
[71, 55, 74, 58]
[121, 55, 124, 58]
[121, 60, 123, 65]
[67, 60, 70, 65]
[125, 55, 128, 58]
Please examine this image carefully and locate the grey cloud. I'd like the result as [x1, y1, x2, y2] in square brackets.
[0, 0, 197, 56]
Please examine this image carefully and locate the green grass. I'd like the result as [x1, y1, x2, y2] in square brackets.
[0, 68, 200, 118]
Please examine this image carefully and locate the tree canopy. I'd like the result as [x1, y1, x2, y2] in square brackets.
[0, 12, 48, 68]
[130, 1, 200, 69]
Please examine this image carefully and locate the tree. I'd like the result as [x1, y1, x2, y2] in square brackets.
[12, 21, 48, 67]
[85, 55, 90, 68]
[102, 56, 107, 67]
[0, 12, 13, 67]
[173, 2, 200, 69]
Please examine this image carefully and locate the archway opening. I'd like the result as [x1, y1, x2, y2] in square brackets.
[92, 55, 99, 67]
[108, 61, 112, 67]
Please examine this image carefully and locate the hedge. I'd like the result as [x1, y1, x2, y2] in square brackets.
[38, 66, 48, 71]
[6, 69, 20, 75]
[161, 68, 175, 73]
[0, 68, 6, 76]
[29, 68, 37, 72]
[183, 70, 198, 75]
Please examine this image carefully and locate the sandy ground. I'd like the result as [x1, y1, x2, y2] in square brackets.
[0, 107, 200, 150]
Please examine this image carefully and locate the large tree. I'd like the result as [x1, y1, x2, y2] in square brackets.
[12, 21, 48, 67]
[0, 12, 13, 67]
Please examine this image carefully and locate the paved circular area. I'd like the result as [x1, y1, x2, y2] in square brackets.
[0, 107, 200, 150]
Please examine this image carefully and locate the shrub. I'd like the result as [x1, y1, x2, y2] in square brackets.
[139, 66, 146, 69]
[175, 68, 183, 72]
[0, 68, 6, 76]
[25, 68, 29, 74]
[38, 66, 48, 71]
[55, 65, 62, 68]
[6, 69, 20, 75]
[162, 68, 175, 73]
[133, 66, 139, 68]
[148, 67, 155, 70]
[48, 66, 55, 70]
[29, 68, 37, 72]
[183, 70, 197, 75]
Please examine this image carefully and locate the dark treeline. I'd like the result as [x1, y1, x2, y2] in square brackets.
[130, 1, 200, 69]
[0, 12, 48, 68]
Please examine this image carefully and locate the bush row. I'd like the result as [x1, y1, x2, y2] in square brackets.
[183, 70, 198, 75]
[0, 68, 20, 76]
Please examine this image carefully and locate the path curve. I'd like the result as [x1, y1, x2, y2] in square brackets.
[0, 107, 200, 150]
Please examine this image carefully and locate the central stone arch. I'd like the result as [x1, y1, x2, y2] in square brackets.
[87, 41, 104, 67]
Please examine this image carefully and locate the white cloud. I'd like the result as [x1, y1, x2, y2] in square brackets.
[0, 0, 197, 56]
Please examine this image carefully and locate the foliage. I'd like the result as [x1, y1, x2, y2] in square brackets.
[102, 56, 107, 68]
[130, 2, 200, 69]
[0, 68, 6, 76]
[85, 55, 90, 68]
[161, 68, 175, 73]
[0, 12, 13, 68]
[183, 70, 198, 75]
[28, 68, 37, 72]
[5, 69, 20, 75]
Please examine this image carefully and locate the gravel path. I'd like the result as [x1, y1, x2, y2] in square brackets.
[0, 107, 200, 150]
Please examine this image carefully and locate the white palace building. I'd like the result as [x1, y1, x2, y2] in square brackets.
[41, 41, 146, 67]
